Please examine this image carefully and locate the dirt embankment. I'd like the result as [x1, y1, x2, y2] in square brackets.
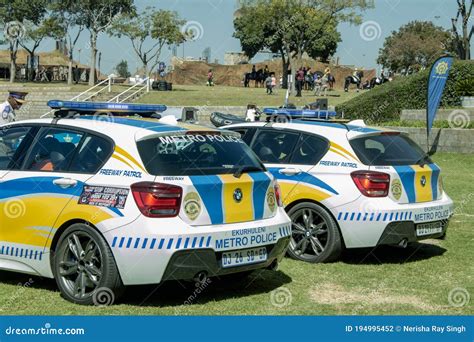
[165, 59, 375, 89]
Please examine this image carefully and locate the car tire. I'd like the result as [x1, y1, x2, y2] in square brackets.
[287, 202, 342, 263]
[52, 223, 124, 305]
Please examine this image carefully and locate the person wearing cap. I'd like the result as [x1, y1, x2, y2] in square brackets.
[0, 91, 28, 125]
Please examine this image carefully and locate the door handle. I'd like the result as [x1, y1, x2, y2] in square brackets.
[53, 178, 78, 188]
[279, 168, 302, 176]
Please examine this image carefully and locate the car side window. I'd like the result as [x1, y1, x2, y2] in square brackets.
[251, 129, 299, 164]
[69, 134, 113, 174]
[24, 128, 84, 172]
[0, 126, 35, 170]
[290, 134, 329, 165]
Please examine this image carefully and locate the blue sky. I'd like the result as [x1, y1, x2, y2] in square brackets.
[14, 0, 471, 74]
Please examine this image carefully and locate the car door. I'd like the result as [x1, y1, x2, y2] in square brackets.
[0, 125, 102, 254]
[248, 128, 331, 206]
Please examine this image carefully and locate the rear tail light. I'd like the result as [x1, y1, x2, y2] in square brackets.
[274, 182, 283, 207]
[351, 171, 390, 197]
[131, 182, 182, 217]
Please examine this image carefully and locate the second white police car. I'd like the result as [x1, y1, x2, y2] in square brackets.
[224, 119, 454, 263]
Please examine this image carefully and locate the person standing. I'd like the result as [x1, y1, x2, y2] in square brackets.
[207, 69, 214, 86]
[271, 73, 277, 94]
[0, 91, 28, 125]
[265, 74, 273, 94]
[296, 68, 304, 97]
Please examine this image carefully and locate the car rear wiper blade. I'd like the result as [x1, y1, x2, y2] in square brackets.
[415, 154, 431, 166]
[233, 166, 262, 178]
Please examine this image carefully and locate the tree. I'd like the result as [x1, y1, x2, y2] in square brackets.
[234, 0, 372, 89]
[109, 8, 186, 77]
[0, 0, 46, 82]
[115, 60, 130, 78]
[80, 0, 135, 85]
[451, 0, 472, 60]
[19, 17, 63, 81]
[52, 0, 85, 85]
[377, 21, 455, 73]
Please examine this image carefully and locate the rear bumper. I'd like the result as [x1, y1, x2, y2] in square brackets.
[161, 237, 290, 281]
[376, 220, 449, 246]
[104, 209, 291, 285]
[333, 193, 454, 248]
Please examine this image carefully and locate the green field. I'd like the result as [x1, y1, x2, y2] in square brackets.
[139, 84, 359, 107]
[0, 153, 472, 315]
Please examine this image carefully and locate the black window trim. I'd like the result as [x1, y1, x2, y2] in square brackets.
[8, 123, 115, 175]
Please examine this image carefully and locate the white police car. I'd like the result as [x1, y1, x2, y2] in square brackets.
[224, 120, 454, 263]
[0, 102, 291, 304]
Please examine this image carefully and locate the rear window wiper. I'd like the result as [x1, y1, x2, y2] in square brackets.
[415, 154, 431, 166]
[233, 166, 262, 178]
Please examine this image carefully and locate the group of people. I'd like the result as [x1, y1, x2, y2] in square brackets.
[16, 65, 85, 83]
[295, 67, 335, 97]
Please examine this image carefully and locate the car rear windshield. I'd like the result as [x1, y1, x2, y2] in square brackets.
[349, 133, 428, 166]
[137, 132, 265, 176]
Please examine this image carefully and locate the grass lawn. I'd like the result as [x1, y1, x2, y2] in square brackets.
[0, 153, 472, 315]
[139, 84, 359, 107]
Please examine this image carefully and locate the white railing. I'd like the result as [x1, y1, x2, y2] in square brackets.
[41, 77, 113, 118]
[107, 78, 150, 103]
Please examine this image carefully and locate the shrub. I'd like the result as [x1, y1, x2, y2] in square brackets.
[336, 60, 474, 123]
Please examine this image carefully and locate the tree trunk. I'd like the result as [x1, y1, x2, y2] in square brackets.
[89, 30, 98, 86]
[68, 57, 73, 85]
[28, 52, 35, 81]
[9, 41, 17, 83]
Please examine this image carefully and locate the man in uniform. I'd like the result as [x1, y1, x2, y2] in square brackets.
[0, 90, 28, 125]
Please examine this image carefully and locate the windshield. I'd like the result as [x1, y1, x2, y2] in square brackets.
[349, 133, 429, 166]
[137, 132, 265, 176]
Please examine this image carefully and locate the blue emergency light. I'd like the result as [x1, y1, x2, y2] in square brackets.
[263, 108, 337, 119]
[47, 100, 167, 118]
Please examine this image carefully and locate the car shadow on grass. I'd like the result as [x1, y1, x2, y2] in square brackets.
[341, 241, 447, 265]
[0, 268, 292, 308]
[122, 269, 292, 307]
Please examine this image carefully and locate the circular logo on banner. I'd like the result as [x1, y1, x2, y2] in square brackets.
[391, 179, 402, 200]
[184, 192, 201, 220]
[233, 188, 243, 203]
[435, 61, 449, 75]
[267, 189, 276, 212]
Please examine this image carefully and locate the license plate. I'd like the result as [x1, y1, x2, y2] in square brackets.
[222, 247, 267, 268]
[416, 221, 443, 236]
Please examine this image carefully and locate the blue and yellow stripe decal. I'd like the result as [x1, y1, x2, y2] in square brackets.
[393, 164, 441, 203]
[267, 168, 338, 205]
[112, 146, 146, 172]
[190, 172, 272, 224]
